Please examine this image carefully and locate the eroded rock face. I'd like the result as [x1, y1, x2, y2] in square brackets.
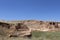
[0, 20, 60, 37]
[23, 20, 60, 31]
[0, 22, 31, 38]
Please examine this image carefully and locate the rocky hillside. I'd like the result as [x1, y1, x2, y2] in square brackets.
[0, 20, 60, 37]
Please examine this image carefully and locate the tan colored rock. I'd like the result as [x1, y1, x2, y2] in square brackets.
[0, 20, 60, 37]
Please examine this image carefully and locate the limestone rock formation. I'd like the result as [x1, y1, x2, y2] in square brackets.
[0, 21, 31, 38]
[0, 20, 60, 37]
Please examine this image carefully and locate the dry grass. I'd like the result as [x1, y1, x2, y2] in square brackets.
[0, 31, 60, 40]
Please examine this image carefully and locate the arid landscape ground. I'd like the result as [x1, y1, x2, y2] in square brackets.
[0, 20, 60, 40]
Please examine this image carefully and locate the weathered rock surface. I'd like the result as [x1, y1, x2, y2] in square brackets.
[0, 20, 60, 37]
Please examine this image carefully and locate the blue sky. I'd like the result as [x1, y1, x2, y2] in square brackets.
[0, 0, 60, 21]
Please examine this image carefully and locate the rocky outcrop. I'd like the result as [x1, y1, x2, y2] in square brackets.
[0, 22, 31, 38]
[0, 20, 60, 37]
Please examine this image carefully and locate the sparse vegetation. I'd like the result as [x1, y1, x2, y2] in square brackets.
[0, 31, 60, 40]
[32, 31, 60, 40]
[0, 20, 60, 40]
